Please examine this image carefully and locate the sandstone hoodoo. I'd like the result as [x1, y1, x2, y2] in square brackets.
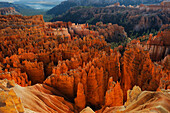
[0, 14, 169, 113]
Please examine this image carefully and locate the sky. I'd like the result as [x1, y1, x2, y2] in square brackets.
[0, 0, 20, 2]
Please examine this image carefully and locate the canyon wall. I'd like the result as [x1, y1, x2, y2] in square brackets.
[0, 15, 169, 112]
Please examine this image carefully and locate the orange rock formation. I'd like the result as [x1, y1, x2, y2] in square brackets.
[121, 43, 165, 100]
[101, 86, 170, 113]
[0, 15, 169, 112]
[0, 79, 74, 113]
[74, 82, 86, 112]
[0, 7, 20, 15]
[146, 30, 170, 61]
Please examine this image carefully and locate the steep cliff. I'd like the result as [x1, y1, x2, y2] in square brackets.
[146, 30, 170, 61]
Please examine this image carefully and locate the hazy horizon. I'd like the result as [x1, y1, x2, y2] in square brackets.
[0, 0, 66, 9]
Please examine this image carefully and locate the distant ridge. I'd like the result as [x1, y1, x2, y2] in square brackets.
[46, 0, 163, 16]
[46, 1, 77, 16]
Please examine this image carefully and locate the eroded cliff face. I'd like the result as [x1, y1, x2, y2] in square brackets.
[0, 15, 169, 112]
[121, 43, 165, 101]
[145, 30, 170, 61]
[0, 7, 20, 15]
[0, 79, 74, 113]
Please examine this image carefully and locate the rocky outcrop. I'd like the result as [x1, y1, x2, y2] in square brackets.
[22, 61, 45, 84]
[102, 86, 170, 113]
[105, 79, 123, 107]
[123, 91, 170, 113]
[0, 7, 20, 15]
[125, 86, 142, 106]
[44, 74, 74, 99]
[146, 30, 170, 61]
[121, 43, 165, 101]
[0, 70, 31, 87]
[0, 79, 74, 113]
[14, 84, 74, 113]
[80, 106, 95, 113]
[0, 79, 24, 113]
[74, 82, 86, 112]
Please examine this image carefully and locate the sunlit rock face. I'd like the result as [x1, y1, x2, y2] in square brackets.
[0, 7, 21, 15]
[121, 43, 165, 101]
[0, 79, 74, 113]
[0, 79, 24, 113]
[101, 86, 170, 113]
[0, 15, 169, 112]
